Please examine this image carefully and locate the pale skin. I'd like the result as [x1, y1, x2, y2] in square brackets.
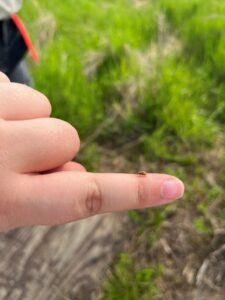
[0, 71, 184, 231]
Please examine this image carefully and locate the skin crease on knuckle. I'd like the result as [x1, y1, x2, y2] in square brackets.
[80, 177, 102, 217]
[136, 174, 149, 207]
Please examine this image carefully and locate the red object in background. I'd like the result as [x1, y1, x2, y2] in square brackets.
[11, 14, 39, 63]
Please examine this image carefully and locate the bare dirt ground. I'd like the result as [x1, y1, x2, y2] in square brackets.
[0, 213, 127, 300]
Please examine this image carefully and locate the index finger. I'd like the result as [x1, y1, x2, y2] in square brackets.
[12, 172, 184, 228]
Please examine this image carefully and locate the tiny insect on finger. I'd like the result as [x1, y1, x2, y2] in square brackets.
[137, 171, 147, 176]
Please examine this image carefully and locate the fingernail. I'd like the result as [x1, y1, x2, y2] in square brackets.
[161, 179, 184, 201]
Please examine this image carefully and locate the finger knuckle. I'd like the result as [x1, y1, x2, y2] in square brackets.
[13, 83, 52, 115]
[0, 72, 10, 82]
[43, 118, 80, 164]
[56, 119, 80, 157]
[37, 92, 52, 115]
[84, 177, 102, 215]
[136, 175, 148, 207]
[27, 85, 52, 116]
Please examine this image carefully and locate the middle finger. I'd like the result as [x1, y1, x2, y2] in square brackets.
[1, 118, 80, 173]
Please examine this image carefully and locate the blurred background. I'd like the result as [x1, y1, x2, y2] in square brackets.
[17, 0, 225, 299]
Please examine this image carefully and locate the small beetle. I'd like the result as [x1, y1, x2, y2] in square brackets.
[137, 171, 147, 176]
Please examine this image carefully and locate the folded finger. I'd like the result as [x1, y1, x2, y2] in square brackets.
[2, 118, 80, 173]
[0, 83, 51, 120]
[0, 72, 10, 83]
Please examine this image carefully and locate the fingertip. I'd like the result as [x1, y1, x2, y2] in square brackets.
[160, 177, 185, 201]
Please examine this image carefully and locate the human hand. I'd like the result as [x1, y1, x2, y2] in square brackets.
[0, 72, 184, 231]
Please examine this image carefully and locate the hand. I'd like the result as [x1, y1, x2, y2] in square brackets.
[0, 72, 184, 231]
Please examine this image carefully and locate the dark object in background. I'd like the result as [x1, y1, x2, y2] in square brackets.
[10, 60, 32, 86]
[0, 18, 31, 85]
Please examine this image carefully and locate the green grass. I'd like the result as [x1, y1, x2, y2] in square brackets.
[22, 0, 225, 298]
[102, 253, 163, 300]
[22, 0, 223, 151]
